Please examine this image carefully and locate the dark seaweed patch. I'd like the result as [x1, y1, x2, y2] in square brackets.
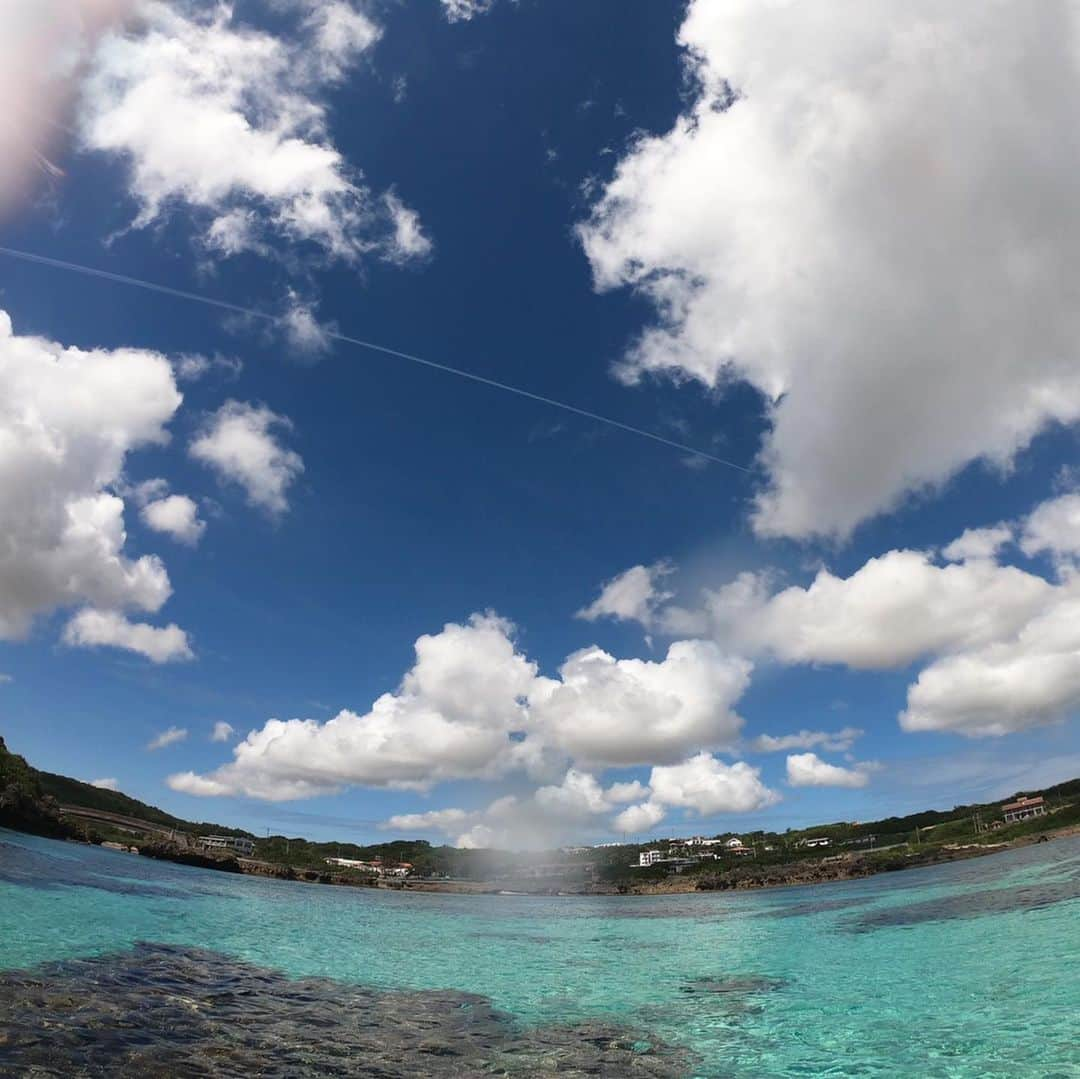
[0, 943, 693, 1077]
[843, 879, 1080, 932]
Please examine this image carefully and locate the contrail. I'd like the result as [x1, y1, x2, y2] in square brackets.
[0, 245, 753, 473]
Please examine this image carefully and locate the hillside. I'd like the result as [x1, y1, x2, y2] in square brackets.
[0, 737, 80, 839]
[34, 769, 253, 840]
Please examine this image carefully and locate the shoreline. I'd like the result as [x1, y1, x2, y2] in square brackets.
[119, 820, 1080, 897]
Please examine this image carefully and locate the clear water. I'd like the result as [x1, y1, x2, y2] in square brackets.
[2, 829, 1078, 1077]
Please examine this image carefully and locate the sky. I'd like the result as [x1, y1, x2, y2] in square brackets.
[3, 0, 1080, 848]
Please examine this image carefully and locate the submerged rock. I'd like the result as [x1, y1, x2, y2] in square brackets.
[0, 943, 693, 1077]
[680, 974, 789, 995]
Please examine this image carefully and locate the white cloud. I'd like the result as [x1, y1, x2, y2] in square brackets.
[141, 494, 205, 545]
[901, 586, 1080, 736]
[0, 674, 11, 685]
[440, 0, 495, 22]
[750, 727, 863, 754]
[942, 525, 1013, 563]
[79, 0, 425, 266]
[190, 400, 303, 515]
[647, 753, 779, 816]
[605, 779, 649, 804]
[63, 608, 193, 663]
[383, 807, 470, 834]
[169, 613, 538, 800]
[705, 552, 1051, 670]
[281, 294, 332, 356]
[210, 721, 235, 743]
[173, 353, 242, 382]
[786, 752, 870, 789]
[384, 192, 433, 262]
[576, 561, 673, 626]
[147, 724, 188, 750]
[670, 500, 1080, 737]
[90, 777, 120, 791]
[169, 607, 757, 803]
[579, 0, 1080, 540]
[298, 0, 381, 82]
[530, 640, 751, 767]
[1020, 492, 1080, 562]
[0, 309, 182, 640]
[611, 800, 666, 835]
[0, 0, 133, 219]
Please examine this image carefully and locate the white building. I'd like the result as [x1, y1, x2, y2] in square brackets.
[639, 849, 663, 866]
[325, 857, 373, 870]
[200, 835, 255, 857]
[800, 836, 830, 849]
[1002, 796, 1046, 824]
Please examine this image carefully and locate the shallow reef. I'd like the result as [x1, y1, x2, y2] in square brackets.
[0, 942, 692, 1077]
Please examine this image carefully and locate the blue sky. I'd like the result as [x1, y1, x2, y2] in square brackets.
[3, 0, 1080, 846]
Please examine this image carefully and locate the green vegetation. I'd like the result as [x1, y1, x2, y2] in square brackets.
[34, 769, 253, 840]
[0, 737, 79, 839]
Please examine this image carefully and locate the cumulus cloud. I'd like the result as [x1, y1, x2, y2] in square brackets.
[529, 640, 751, 767]
[141, 494, 205, 546]
[63, 608, 193, 663]
[169, 613, 538, 800]
[942, 525, 1013, 563]
[703, 552, 1051, 670]
[190, 401, 303, 515]
[579, 0, 1080, 539]
[750, 728, 864, 754]
[1020, 492, 1080, 562]
[79, 0, 425, 266]
[0, 309, 184, 641]
[900, 587, 1080, 736]
[90, 777, 120, 791]
[658, 491, 1080, 737]
[210, 721, 235, 743]
[647, 753, 778, 815]
[611, 799, 666, 836]
[169, 611, 756, 803]
[147, 725, 188, 750]
[576, 561, 673, 626]
[786, 752, 870, 789]
[0, 674, 12, 685]
[0, 0, 133, 218]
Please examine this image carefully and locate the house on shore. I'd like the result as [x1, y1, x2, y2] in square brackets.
[199, 835, 255, 857]
[799, 836, 831, 849]
[1001, 796, 1046, 824]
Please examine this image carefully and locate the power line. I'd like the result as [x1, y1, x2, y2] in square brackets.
[0, 245, 752, 473]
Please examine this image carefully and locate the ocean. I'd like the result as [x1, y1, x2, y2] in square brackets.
[1, 829, 1078, 1076]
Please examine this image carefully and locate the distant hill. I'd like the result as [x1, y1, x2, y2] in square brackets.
[26, 757, 253, 840]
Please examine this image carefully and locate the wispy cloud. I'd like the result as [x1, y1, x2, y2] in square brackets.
[147, 725, 188, 751]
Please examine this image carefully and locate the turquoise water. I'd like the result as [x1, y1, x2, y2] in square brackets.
[2, 829, 1078, 1076]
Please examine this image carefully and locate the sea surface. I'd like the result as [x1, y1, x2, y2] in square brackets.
[1, 830, 1078, 1076]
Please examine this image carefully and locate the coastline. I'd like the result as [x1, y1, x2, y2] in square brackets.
[114, 820, 1080, 897]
